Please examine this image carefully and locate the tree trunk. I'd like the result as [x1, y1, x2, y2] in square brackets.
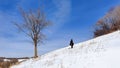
[34, 42, 38, 58]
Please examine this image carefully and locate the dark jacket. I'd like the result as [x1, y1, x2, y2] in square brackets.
[70, 39, 74, 48]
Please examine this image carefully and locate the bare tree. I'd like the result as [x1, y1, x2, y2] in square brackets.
[14, 8, 50, 58]
[94, 20, 111, 37]
[94, 6, 120, 37]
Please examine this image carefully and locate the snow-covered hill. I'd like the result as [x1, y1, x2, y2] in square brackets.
[11, 31, 120, 68]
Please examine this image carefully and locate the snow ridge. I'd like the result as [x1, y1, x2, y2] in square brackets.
[11, 31, 120, 68]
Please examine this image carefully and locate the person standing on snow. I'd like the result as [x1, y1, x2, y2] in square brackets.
[70, 39, 74, 48]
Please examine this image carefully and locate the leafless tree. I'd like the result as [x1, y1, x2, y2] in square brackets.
[94, 6, 120, 37]
[14, 8, 50, 58]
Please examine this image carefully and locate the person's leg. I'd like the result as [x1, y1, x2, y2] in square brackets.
[71, 45, 73, 48]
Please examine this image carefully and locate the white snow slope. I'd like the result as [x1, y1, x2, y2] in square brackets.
[11, 31, 120, 68]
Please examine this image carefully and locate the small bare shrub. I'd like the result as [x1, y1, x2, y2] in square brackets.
[0, 59, 18, 68]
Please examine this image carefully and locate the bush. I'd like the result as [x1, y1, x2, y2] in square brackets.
[94, 20, 111, 37]
[0, 59, 4, 62]
[0, 59, 18, 68]
[9, 59, 18, 65]
[94, 6, 120, 37]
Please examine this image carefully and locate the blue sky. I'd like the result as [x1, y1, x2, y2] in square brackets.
[0, 0, 120, 57]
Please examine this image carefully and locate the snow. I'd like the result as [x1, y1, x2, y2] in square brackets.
[18, 59, 27, 62]
[4, 59, 11, 61]
[11, 31, 120, 68]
